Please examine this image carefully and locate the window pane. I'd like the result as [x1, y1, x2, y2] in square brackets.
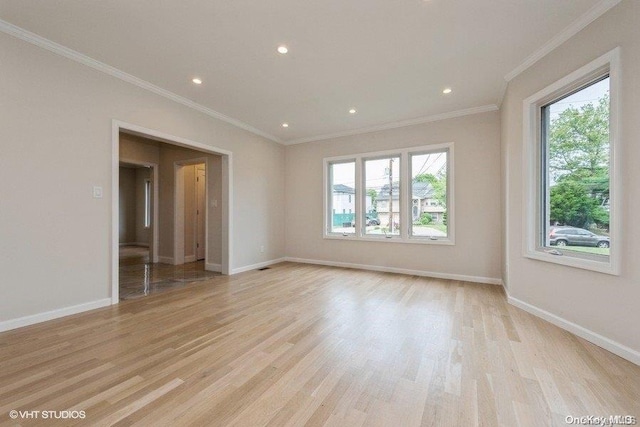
[410, 151, 448, 237]
[543, 76, 610, 257]
[144, 180, 151, 228]
[364, 156, 400, 236]
[329, 161, 356, 233]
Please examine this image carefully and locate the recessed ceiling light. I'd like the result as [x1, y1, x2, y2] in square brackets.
[192, 78, 203, 85]
[442, 88, 452, 94]
[349, 108, 357, 114]
[277, 45, 289, 54]
[282, 123, 289, 128]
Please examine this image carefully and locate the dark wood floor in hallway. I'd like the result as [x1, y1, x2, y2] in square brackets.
[0, 262, 638, 426]
[119, 245, 219, 300]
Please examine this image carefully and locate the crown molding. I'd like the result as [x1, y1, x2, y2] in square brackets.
[504, 0, 621, 82]
[497, 79, 509, 108]
[0, 19, 281, 144]
[284, 104, 499, 145]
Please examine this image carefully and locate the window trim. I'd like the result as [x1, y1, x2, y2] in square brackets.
[323, 143, 454, 245]
[522, 47, 620, 275]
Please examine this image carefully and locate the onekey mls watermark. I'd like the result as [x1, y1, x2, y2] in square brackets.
[9, 410, 86, 420]
[565, 415, 637, 426]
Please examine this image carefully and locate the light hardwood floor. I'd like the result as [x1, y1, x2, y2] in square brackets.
[0, 263, 638, 426]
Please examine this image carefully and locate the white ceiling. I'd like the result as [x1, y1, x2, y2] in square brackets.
[0, 0, 608, 144]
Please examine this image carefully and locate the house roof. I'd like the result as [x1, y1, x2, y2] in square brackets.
[333, 184, 355, 194]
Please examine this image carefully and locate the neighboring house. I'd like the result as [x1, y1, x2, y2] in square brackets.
[332, 184, 373, 226]
[377, 182, 445, 227]
[332, 184, 356, 216]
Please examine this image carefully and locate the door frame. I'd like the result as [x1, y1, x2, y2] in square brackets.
[195, 164, 206, 261]
[111, 120, 233, 304]
[173, 158, 208, 266]
[119, 158, 159, 264]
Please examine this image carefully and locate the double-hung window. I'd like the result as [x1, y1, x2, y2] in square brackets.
[324, 143, 454, 244]
[523, 48, 620, 274]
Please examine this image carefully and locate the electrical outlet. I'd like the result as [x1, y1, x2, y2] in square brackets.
[260, 245, 264, 253]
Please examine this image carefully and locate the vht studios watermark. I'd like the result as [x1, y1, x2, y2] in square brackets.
[566, 415, 637, 426]
[9, 410, 86, 420]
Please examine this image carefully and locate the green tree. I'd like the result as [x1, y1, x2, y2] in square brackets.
[548, 93, 610, 228]
[549, 180, 607, 228]
[413, 173, 447, 207]
[417, 213, 432, 225]
[549, 95, 609, 183]
[367, 188, 378, 212]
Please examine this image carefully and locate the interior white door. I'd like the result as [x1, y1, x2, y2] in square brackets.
[196, 167, 206, 261]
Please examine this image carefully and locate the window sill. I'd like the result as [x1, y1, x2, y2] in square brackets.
[524, 248, 619, 275]
[324, 233, 454, 246]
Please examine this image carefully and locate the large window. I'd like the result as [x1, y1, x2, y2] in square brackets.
[523, 48, 619, 274]
[324, 143, 453, 244]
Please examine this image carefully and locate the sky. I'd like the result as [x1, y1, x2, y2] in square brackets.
[549, 77, 609, 119]
[331, 152, 447, 191]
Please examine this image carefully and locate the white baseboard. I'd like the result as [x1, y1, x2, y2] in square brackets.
[507, 294, 640, 366]
[206, 262, 222, 272]
[0, 298, 112, 333]
[184, 255, 196, 263]
[231, 258, 287, 275]
[158, 256, 174, 264]
[284, 257, 502, 285]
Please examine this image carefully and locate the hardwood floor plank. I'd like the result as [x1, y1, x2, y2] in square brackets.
[0, 262, 638, 426]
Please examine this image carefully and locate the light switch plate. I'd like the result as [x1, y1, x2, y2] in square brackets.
[93, 186, 103, 199]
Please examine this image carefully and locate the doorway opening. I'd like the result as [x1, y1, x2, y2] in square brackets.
[118, 159, 159, 268]
[112, 121, 233, 303]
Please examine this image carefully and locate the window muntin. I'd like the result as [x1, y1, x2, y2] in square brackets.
[328, 161, 356, 234]
[409, 150, 449, 238]
[364, 156, 400, 236]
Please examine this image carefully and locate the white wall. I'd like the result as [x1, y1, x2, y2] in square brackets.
[285, 111, 502, 282]
[0, 32, 285, 323]
[501, 0, 640, 359]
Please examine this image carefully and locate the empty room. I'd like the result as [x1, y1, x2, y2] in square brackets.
[0, 1, 639, 426]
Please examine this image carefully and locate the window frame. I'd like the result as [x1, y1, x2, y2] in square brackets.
[144, 178, 152, 229]
[323, 143, 455, 245]
[522, 47, 620, 275]
[325, 157, 357, 236]
[407, 147, 452, 241]
[362, 153, 402, 239]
